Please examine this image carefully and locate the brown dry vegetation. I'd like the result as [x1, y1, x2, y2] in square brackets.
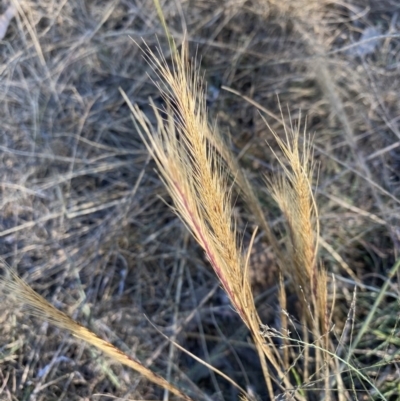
[0, 0, 400, 400]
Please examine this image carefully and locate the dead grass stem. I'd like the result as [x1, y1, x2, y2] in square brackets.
[0, 261, 193, 401]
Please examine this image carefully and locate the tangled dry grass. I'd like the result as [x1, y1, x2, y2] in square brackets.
[1, 0, 400, 400]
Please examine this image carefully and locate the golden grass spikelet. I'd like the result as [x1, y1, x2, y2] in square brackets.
[0, 262, 193, 401]
[265, 117, 328, 331]
[122, 42, 310, 399]
[204, 126, 284, 269]
[123, 42, 253, 327]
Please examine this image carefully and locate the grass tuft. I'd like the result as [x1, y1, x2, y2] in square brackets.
[0, 0, 399, 399]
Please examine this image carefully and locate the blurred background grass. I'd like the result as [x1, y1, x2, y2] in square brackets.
[0, 0, 399, 400]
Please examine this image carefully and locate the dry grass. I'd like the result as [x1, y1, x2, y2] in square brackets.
[1, 261, 193, 400]
[0, 0, 400, 400]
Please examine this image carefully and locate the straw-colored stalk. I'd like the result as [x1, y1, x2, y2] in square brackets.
[0, 263, 193, 401]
